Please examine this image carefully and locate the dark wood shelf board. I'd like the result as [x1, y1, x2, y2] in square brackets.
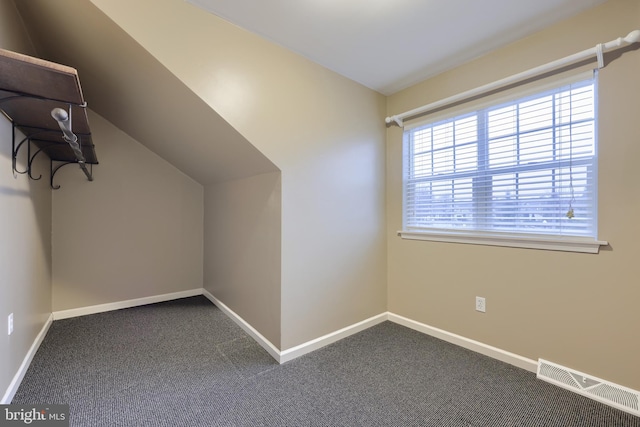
[0, 48, 97, 170]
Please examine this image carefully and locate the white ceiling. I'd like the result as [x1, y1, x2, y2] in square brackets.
[186, 0, 606, 95]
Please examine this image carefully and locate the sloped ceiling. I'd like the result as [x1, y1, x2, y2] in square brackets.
[187, 0, 607, 95]
[14, 0, 278, 185]
[11, 0, 608, 186]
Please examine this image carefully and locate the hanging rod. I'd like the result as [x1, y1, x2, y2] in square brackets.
[51, 107, 93, 182]
[385, 30, 640, 127]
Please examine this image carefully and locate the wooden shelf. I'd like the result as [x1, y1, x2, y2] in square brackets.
[0, 48, 97, 186]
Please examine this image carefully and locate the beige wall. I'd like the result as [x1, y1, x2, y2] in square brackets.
[89, 0, 388, 349]
[0, 0, 52, 401]
[387, 0, 640, 390]
[3, 0, 637, 403]
[204, 172, 281, 347]
[52, 110, 203, 311]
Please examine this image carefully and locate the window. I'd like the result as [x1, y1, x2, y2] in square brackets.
[402, 73, 603, 252]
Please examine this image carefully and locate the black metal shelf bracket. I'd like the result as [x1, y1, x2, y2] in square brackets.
[12, 124, 51, 183]
[27, 142, 58, 181]
[11, 124, 30, 176]
[2, 83, 96, 189]
[11, 122, 96, 189]
[50, 160, 93, 190]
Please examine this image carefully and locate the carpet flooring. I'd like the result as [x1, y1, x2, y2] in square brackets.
[12, 296, 640, 426]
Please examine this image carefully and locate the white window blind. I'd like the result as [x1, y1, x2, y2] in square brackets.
[403, 72, 598, 241]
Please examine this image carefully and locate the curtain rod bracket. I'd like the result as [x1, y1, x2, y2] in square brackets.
[386, 29, 640, 126]
[595, 44, 604, 69]
[385, 115, 403, 127]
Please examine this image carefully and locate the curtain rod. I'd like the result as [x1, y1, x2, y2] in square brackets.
[385, 30, 640, 127]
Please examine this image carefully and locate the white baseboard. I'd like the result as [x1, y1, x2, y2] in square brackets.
[201, 289, 282, 362]
[197, 294, 532, 370]
[387, 312, 537, 372]
[6, 289, 539, 404]
[202, 288, 388, 364]
[279, 313, 388, 363]
[52, 289, 202, 320]
[5, 295, 632, 419]
[1, 314, 53, 404]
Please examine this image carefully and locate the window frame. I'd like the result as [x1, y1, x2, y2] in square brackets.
[399, 73, 607, 254]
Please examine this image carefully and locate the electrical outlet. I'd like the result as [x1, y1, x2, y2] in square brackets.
[8, 313, 13, 335]
[475, 297, 486, 313]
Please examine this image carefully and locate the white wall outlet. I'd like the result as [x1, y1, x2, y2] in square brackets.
[8, 313, 14, 335]
[475, 296, 486, 313]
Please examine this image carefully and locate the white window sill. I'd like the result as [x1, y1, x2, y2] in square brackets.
[398, 230, 608, 254]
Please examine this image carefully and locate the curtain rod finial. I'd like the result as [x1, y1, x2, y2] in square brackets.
[625, 30, 640, 44]
[51, 107, 68, 122]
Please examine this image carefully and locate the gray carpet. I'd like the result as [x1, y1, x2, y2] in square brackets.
[12, 296, 640, 426]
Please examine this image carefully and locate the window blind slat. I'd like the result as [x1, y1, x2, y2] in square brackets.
[404, 74, 597, 238]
